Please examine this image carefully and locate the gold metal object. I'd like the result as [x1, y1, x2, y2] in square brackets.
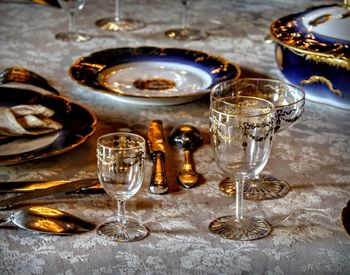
[147, 120, 168, 194]
[300, 75, 344, 96]
[0, 179, 102, 193]
[169, 125, 203, 189]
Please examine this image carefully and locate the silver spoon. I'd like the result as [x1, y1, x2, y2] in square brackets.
[0, 206, 95, 235]
[169, 125, 203, 188]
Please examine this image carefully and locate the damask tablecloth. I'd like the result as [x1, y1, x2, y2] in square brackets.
[0, 0, 349, 274]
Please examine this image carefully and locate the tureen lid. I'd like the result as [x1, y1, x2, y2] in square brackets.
[270, 2, 350, 68]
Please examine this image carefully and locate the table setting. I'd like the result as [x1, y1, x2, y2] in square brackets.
[0, 0, 350, 274]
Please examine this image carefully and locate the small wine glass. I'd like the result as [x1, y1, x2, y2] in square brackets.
[55, 0, 91, 42]
[95, 0, 145, 31]
[165, 0, 208, 41]
[96, 132, 148, 242]
[211, 79, 305, 200]
[209, 96, 276, 240]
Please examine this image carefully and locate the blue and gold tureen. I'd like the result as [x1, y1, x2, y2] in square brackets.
[270, 1, 350, 109]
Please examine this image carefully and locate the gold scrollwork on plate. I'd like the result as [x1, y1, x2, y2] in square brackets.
[301, 75, 344, 96]
[270, 6, 350, 70]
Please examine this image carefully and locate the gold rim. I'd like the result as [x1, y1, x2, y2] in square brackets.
[211, 78, 305, 109]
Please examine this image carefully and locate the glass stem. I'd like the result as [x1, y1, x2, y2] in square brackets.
[117, 200, 127, 224]
[68, 11, 75, 32]
[182, 4, 189, 29]
[235, 178, 244, 220]
[114, 0, 120, 22]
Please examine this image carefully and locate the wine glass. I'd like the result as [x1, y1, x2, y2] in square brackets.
[211, 78, 305, 200]
[209, 96, 276, 240]
[95, 0, 145, 31]
[165, 0, 208, 41]
[96, 132, 148, 242]
[55, 0, 91, 42]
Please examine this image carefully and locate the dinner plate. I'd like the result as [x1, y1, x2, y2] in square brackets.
[0, 87, 97, 165]
[69, 47, 240, 106]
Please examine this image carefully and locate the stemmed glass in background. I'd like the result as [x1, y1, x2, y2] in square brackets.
[211, 79, 305, 201]
[55, 0, 91, 42]
[95, 0, 145, 31]
[96, 132, 148, 242]
[209, 96, 276, 240]
[165, 0, 208, 40]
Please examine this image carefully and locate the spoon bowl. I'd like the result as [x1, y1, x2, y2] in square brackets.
[0, 206, 95, 235]
[169, 125, 203, 188]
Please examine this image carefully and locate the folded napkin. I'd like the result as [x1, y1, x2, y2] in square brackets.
[0, 104, 62, 138]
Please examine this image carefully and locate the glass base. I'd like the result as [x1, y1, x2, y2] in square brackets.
[97, 220, 148, 242]
[219, 175, 291, 201]
[209, 216, 271, 241]
[95, 17, 145, 31]
[55, 32, 91, 42]
[164, 28, 208, 41]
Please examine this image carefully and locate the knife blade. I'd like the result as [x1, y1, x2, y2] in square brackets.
[147, 120, 168, 194]
[0, 178, 100, 210]
[0, 179, 102, 193]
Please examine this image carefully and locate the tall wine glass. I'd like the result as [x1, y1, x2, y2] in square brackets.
[96, 132, 148, 242]
[165, 0, 208, 40]
[55, 0, 91, 42]
[209, 96, 275, 240]
[211, 79, 305, 200]
[95, 0, 145, 31]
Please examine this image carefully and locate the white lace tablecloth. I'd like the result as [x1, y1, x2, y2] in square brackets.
[1, 0, 350, 274]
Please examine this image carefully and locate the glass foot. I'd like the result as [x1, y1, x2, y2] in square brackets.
[165, 28, 208, 41]
[209, 216, 271, 241]
[219, 175, 291, 200]
[95, 17, 145, 31]
[55, 32, 91, 42]
[97, 220, 148, 242]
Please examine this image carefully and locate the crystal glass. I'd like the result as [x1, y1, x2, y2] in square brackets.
[95, 0, 145, 31]
[96, 132, 148, 242]
[211, 78, 305, 200]
[55, 0, 91, 42]
[209, 96, 275, 240]
[165, 0, 208, 40]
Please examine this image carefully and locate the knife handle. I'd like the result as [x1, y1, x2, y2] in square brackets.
[149, 152, 168, 194]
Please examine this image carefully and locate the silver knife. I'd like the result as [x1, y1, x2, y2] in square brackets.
[147, 120, 168, 194]
[0, 179, 102, 193]
[0, 178, 100, 210]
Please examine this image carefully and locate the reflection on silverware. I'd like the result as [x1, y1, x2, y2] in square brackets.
[147, 120, 168, 194]
[0, 67, 60, 95]
[0, 206, 95, 234]
[0, 178, 100, 210]
[0, 179, 102, 193]
[169, 124, 203, 189]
